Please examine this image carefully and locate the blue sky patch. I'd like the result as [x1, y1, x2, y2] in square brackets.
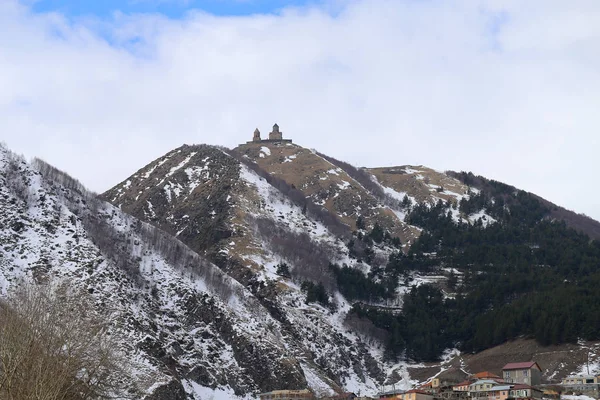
[31, 0, 319, 18]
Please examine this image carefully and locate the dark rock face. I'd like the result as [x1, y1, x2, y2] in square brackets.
[180, 292, 307, 394]
[101, 144, 239, 256]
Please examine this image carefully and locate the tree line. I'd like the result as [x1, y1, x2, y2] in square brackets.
[352, 185, 600, 362]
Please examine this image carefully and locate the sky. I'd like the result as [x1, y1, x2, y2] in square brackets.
[1, 0, 599, 221]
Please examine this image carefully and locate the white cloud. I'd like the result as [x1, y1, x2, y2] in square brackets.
[1, 0, 599, 220]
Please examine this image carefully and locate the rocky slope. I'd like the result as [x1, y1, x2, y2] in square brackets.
[3, 136, 600, 399]
[98, 140, 521, 396]
[0, 143, 374, 398]
[101, 143, 401, 396]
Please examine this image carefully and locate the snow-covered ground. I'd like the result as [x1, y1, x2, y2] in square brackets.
[562, 396, 597, 400]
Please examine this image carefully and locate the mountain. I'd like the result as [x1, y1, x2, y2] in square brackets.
[3, 137, 600, 399]
[0, 143, 368, 399]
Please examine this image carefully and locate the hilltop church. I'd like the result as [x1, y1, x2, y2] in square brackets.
[248, 124, 292, 144]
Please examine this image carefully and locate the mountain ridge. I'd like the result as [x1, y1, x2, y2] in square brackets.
[2, 139, 600, 398]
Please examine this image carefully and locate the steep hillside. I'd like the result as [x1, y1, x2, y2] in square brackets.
[11, 134, 596, 398]
[0, 143, 393, 398]
[102, 145, 238, 260]
[103, 142, 483, 395]
[448, 170, 600, 240]
[99, 143, 428, 396]
[102, 139, 600, 368]
[368, 165, 470, 206]
[234, 142, 421, 246]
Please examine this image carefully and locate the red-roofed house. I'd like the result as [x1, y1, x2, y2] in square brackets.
[473, 372, 501, 380]
[418, 382, 434, 394]
[502, 362, 541, 386]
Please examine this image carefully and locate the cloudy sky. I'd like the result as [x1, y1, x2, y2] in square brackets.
[1, 0, 599, 220]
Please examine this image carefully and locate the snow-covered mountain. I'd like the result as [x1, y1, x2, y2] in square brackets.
[3, 139, 600, 399]
[1, 142, 422, 399]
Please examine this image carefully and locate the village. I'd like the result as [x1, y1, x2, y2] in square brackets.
[259, 361, 600, 400]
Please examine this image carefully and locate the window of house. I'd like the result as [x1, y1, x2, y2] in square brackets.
[523, 370, 528, 377]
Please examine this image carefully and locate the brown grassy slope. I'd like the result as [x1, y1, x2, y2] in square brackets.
[535, 197, 600, 241]
[235, 142, 421, 245]
[367, 166, 471, 205]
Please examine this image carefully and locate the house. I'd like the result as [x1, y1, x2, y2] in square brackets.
[484, 385, 512, 400]
[508, 384, 542, 399]
[418, 381, 435, 394]
[469, 380, 500, 393]
[468, 380, 503, 400]
[473, 372, 501, 381]
[420, 382, 433, 389]
[501, 362, 542, 386]
[379, 388, 404, 399]
[258, 389, 315, 400]
[430, 374, 465, 392]
[562, 375, 599, 385]
[452, 381, 472, 392]
[398, 389, 435, 400]
[561, 375, 600, 395]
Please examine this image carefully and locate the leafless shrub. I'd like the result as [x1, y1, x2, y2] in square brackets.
[137, 221, 236, 302]
[250, 216, 338, 290]
[32, 158, 92, 198]
[344, 312, 389, 346]
[3, 150, 34, 205]
[0, 281, 138, 400]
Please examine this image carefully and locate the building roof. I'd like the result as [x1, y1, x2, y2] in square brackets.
[511, 384, 542, 392]
[470, 379, 501, 386]
[474, 372, 501, 379]
[453, 381, 472, 388]
[405, 389, 431, 395]
[484, 386, 512, 392]
[502, 362, 540, 371]
[259, 389, 312, 395]
[379, 388, 404, 396]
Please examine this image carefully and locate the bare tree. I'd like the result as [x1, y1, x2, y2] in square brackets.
[0, 281, 138, 400]
[250, 216, 338, 290]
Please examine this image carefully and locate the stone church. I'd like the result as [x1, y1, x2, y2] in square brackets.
[249, 124, 292, 143]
